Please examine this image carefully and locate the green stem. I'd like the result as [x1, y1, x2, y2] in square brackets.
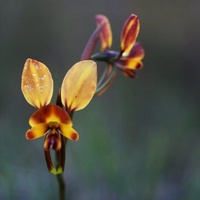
[56, 138, 67, 200]
[57, 173, 65, 200]
[55, 90, 66, 200]
[56, 136, 67, 200]
[55, 88, 74, 200]
[97, 67, 110, 88]
[81, 22, 104, 60]
[95, 66, 116, 95]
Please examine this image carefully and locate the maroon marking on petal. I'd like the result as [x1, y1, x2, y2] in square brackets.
[136, 62, 143, 69]
[26, 130, 35, 139]
[71, 133, 79, 141]
[30, 104, 71, 125]
[123, 69, 137, 78]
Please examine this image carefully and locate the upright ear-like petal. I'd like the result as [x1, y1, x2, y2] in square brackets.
[95, 14, 112, 51]
[21, 59, 53, 108]
[121, 14, 140, 54]
[61, 60, 97, 112]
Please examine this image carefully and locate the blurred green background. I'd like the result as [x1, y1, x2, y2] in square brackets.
[1, 0, 200, 199]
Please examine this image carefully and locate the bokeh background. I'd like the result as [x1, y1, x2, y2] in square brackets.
[1, 0, 200, 199]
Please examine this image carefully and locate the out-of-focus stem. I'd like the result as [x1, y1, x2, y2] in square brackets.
[57, 170, 65, 200]
[55, 91, 66, 200]
[81, 22, 104, 60]
[56, 138, 67, 200]
[95, 66, 116, 96]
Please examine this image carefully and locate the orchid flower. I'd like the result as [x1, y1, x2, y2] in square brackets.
[93, 14, 144, 78]
[21, 58, 97, 174]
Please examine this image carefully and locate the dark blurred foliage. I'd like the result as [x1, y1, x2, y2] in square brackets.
[0, 0, 200, 199]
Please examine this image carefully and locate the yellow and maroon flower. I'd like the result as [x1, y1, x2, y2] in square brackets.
[21, 58, 97, 147]
[21, 58, 97, 174]
[93, 14, 144, 78]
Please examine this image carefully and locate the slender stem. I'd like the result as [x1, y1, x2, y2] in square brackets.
[55, 90, 66, 200]
[97, 67, 110, 88]
[81, 22, 104, 60]
[57, 173, 65, 200]
[95, 66, 116, 95]
[55, 89, 74, 200]
[56, 138, 67, 200]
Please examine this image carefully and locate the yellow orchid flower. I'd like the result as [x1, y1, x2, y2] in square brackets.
[21, 58, 97, 174]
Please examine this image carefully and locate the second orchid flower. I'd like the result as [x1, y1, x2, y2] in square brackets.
[93, 14, 144, 78]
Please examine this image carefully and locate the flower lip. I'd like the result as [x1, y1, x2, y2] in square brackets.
[44, 132, 61, 151]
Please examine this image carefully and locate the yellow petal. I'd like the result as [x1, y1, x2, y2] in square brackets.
[117, 58, 143, 70]
[121, 14, 140, 54]
[61, 60, 97, 112]
[21, 58, 53, 108]
[26, 123, 48, 140]
[29, 104, 72, 127]
[60, 123, 79, 141]
[95, 15, 112, 51]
